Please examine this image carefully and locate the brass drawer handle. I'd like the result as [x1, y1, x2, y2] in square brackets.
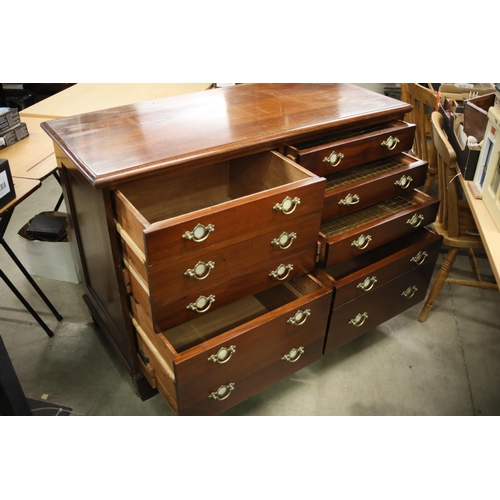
[349, 312, 368, 327]
[182, 223, 215, 242]
[406, 213, 425, 228]
[351, 234, 372, 250]
[323, 150, 344, 167]
[282, 346, 305, 363]
[208, 383, 235, 401]
[410, 250, 428, 266]
[357, 276, 377, 292]
[271, 231, 297, 250]
[338, 193, 360, 206]
[394, 174, 413, 189]
[269, 263, 293, 281]
[187, 294, 215, 313]
[208, 345, 236, 364]
[381, 135, 400, 150]
[184, 260, 215, 280]
[401, 285, 418, 299]
[273, 196, 301, 215]
[287, 309, 311, 326]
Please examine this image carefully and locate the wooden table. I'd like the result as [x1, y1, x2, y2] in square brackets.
[1, 117, 58, 181]
[19, 83, 214, 119]
[462, 177, 500, 285]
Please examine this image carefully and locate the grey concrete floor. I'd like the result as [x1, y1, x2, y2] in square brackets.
[2, 174, 500, 416]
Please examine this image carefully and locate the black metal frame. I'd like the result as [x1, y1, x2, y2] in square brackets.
[0, 207, 62, 337]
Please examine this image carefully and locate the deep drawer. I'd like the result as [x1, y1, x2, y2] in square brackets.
[323, 258, 437, 354]
[321, 154, 428, 223]
[285, 120, 416, 177]
[315, 228, 442, 308]
[113, 150, 326, 268]
[131, 274, 332, 416]
[318, 190, 440, 268]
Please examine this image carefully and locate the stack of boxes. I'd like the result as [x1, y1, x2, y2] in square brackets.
[0, 107, 29, 150]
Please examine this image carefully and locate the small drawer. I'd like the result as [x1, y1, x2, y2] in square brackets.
[324, 258, 437, 354]
[315, 229, 442, 308]
[285, 120, 416, 177]
[113, 150, 325, 268]
[321, 154, 428, 223]
[131, 274, 332, 415]
[130, 246, 318, 332]
[318, 190, 440, 268]
[120, 210, 322, 305]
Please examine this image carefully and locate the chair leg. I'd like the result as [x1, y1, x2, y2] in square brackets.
[467, 248, 482, 282]
[419, 246, 459, 322]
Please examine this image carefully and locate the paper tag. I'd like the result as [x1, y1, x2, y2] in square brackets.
[0, 170, 11, 199]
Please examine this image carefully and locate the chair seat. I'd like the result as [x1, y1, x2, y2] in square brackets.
[433, 219, 484, 249]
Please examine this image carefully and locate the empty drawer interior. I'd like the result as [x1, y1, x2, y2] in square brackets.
[116, 150, 310, 223]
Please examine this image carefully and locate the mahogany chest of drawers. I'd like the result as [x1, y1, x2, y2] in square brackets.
[41, 83, 440, 415]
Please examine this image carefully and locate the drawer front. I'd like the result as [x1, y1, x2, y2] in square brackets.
[324, 259, 437, 354]
[318, 191, 440, 268]
[173, 281, 332, 388]
[178, 336, 325, 415]
[321, 155, 428, 223]
[286, 121, 416, 177]
[329, 230, 442, 308]
[145, 210, 322, 300]
[148, 247, 319, 332]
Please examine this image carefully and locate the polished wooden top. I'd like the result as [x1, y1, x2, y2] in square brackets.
[41, 83, 412, 188]
[1, 117, 58, 181]
[20, 83, 214, 119]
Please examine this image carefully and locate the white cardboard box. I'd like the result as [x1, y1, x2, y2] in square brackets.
[17, 212, 82, 284]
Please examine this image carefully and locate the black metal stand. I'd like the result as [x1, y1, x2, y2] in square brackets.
[0, 207, 63, 336]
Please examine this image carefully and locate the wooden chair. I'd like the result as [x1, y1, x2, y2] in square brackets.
[418, 112, 498, 322]
[401, 83, 439, 194]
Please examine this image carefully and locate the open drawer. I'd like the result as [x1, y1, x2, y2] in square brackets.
[113, 150, 326, 268]
[317, 190, 440, 268]
[321, 153, 428, 223]
[284, 120, 416, 177]
[131, 273, 332, 416]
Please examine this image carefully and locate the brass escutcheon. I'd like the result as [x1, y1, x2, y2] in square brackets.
[351, 234, 372, 250]
[282, 346, 305, 363]
[394, 175, 413, 189]
[182, 223, 215, 242]
[269, 263, 293, 280]
[287, 309, 311, 326]
[410, 250, 428, 266]
[349, 312, 368, 327]
[357, 276, 377, 292]
[401, 285, 418, 299]
[323, 150, 344, 167]
[184, 261, 215, 280]
[406, 213, 424, 228]
[208, 345, 236, 364]
[187, 294, 215, 313]
[273, 196, 301, 215]
[338, 193, 360, 206]
[208, 383, 235, 401]
[381, 136, 400, 150]
[271, 231, 297, 250]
